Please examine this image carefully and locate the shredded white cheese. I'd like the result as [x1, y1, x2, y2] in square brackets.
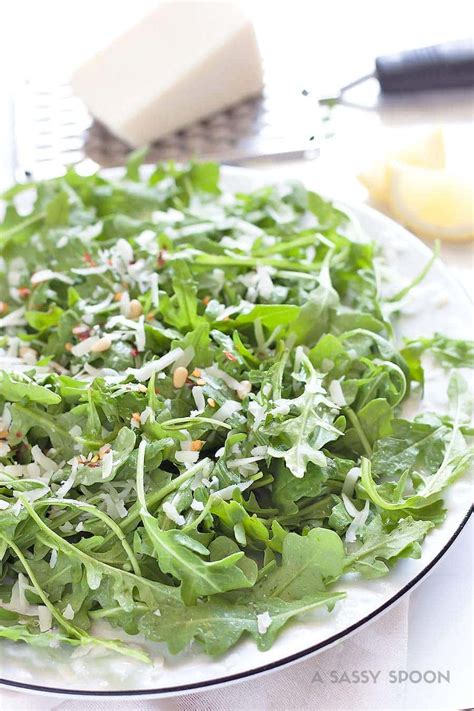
[0, 307, 27, 328]
[175, 450, 200, 466]
[345, 499, 370, 543]
[342, 492, 360, 518]
[71, 336, 100, 357]
[162, 501, 186, 526]
[57, 458, 78, 499]
[140, 406, 153, 425]
[31, 270, 74, 286]
[342, 466, 361, 498]
[119, 291, 131, 317]
[212, 482, 251, 500]
[31, 445, 58, 474]
[212, 401, 242, 422]
[150, 272, 159, 307]
[135, 315, 146, 352]
[63, 603, 75, 620]
[38, 606, 53, 632]
[101, 449, 114, 479]
[256, 611, 272, 634]
[190, 499, 205, 512]
[49, 549, 58, 569]
[248, 400, 266, 428]
[126, 347, 184, 382]
[329, 380, 346, 407]
[191, 386, 205, 416]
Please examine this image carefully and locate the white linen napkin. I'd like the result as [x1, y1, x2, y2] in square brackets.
[0, 597, 409, 711]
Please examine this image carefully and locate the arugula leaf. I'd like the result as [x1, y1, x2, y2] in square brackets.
[141, 513, 256, 604]
[361, 374, 473, 510]
[0, 160, 470, 663]
[255, 528, 344, 600]
[344, 516, 434, 578]
[265, 350, 342, 477]
[0, 372, 61, 405]
[25, 306, 63, 331]
[403, 333, 474, 369]
[138, 590, 344, 656]
[162, 261, 198, 331]
[289, 251, 339, 345]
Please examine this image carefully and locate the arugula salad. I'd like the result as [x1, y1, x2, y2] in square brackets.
[0, 157, 472, 663]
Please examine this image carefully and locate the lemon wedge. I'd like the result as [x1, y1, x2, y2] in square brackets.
[387, 160, 474, 242]
[358, 127, 445, 205]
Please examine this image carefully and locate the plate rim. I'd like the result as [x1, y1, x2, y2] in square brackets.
[0, 164, 472, 698]
[0, 508, 471, 700]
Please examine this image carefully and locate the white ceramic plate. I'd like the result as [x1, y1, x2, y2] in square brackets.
[0, 166, 472, 699]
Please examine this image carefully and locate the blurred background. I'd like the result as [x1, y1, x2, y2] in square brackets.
[0, 0, 473, 284]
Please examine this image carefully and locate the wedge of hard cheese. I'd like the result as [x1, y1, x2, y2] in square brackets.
[71, 1, 263, 147]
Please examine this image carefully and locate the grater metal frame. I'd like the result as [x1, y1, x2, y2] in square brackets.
[13, 80, 322, 180]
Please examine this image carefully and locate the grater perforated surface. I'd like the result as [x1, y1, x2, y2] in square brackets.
[14, 80, 321, 180]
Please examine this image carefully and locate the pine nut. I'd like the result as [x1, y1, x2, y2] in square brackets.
[191, 440, 205, 451]
[173, 366, 189, 388]
[91, 336, 112, 353]
[237, 380, 252, 399]
[129, 299, 143, 319]
[19, 346, 37, 360]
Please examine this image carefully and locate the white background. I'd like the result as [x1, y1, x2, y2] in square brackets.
[0, 1, 473, 708]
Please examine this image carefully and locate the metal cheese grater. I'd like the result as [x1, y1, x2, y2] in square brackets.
[12, 39, 474, 181]
[13, 79, 322, 181]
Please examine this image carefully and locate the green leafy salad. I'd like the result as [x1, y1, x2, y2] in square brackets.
[0, 157, 472, 663]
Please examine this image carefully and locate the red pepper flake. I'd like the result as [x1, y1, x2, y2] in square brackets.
[15, 442, 30, 456]
[157, 251, 167, 268]
[78, 329, 91, 341]
[83, 252, 97, 267]
[224, 351, 237, 362]
[17, 287, 30, 299]
[130, 348, 139, 357]
[0, 301, 8, 314]
[202, 295, 211, 305]
[15, 432, 23, 438]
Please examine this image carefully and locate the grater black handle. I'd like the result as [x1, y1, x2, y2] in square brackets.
[375, 38, 474, 93]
